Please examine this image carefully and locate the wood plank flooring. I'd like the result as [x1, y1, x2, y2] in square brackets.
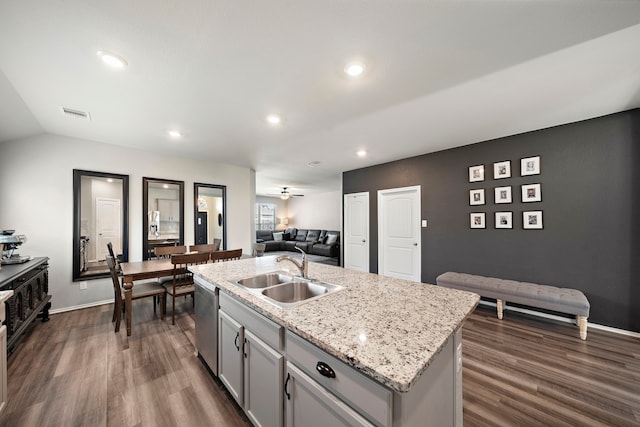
[463, 307, 640, 426]
[0, 301, 638, 426]
[0, 298, 251, 427]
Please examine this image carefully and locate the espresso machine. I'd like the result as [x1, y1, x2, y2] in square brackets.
[0, 231, 31, 268]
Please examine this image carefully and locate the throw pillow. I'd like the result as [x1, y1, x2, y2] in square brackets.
[325, 234, 337, 245]
[283, 232, 291, 240]
[273, 232, 284, 242]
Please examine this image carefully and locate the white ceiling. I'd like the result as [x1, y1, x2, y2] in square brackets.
[1, 0, 639, 196]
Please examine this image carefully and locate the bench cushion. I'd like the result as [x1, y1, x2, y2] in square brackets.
[436, 272, 590, 317]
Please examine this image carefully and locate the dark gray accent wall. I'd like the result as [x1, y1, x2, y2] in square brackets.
[343, 109, 640, 332]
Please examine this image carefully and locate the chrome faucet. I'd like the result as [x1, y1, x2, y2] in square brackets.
[276, 247, 308, 279]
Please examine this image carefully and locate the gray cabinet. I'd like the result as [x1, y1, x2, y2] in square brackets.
[218, 309, 244, 405]
[244, 330, 284, 427]
[286, 331, 390, 426]
[219, 292, 285, 427]
[285, 362, 371, 427]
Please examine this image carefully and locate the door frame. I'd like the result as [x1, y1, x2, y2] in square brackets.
[344, 192, 370, 272]
[377, 185, 421, 282]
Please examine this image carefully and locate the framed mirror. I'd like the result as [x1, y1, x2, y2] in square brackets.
[194, 183, 226, 250]
[73, 169, 129, 281]
[143, 177, 184, 260]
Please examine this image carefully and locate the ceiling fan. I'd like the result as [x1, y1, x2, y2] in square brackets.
[274, 187, 304, 200]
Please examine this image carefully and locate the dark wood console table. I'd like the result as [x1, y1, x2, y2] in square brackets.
[0, 257, 51, 354]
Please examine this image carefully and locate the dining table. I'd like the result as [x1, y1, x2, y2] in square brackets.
[119, 258, 175, 336]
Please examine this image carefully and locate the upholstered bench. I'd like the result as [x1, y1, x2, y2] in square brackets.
[436, 272, 590, 340]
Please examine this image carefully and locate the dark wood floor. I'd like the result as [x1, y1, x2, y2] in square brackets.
[0, 301, 638, 426]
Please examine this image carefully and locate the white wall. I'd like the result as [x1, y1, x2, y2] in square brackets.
[0, 134, 255, 311]
[286, 191, 341, 230]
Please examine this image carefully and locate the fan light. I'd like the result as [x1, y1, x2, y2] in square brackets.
[280, 191, 290, 200]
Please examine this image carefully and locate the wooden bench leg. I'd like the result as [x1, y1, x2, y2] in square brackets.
[497, 299, 504, 320]
[577, 316, 588, 340]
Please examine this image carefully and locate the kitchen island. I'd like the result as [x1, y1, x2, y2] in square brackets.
[191, 256, 479, 427]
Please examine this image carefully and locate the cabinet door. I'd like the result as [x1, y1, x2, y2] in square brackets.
[218, 310, 244, 406]
[244, 330, 284, 427]
[284, 362, 372, 427]
[157, 199, 179, 221]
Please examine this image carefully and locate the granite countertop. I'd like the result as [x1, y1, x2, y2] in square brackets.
[191, 256, 479, 393]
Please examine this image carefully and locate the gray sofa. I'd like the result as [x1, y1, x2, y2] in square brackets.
[256, 228, 340, 258]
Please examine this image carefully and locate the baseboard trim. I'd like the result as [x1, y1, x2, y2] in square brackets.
[478, 300, 640, 338]
[50, 299, 112, 315]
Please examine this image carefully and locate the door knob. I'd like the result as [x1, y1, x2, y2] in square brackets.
[362, 239, 366, 243]
[413, 243, 418, 246]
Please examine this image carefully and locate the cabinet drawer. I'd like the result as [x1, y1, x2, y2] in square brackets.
[286, 331, 392, 427]
[219, 292, 283, 351]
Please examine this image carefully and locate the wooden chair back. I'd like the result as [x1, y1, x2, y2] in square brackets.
[106, 256, 124, 331]
[107, 242, 116, 259]
[189, 244, 218, 256]
[213, 238, 222, 250]
[106, 256, 122, 302]
[211, 248, 243, 262]
[107, 242, 122, 273]
[155, 245, 188, 259]
[170, 252, 210, 285]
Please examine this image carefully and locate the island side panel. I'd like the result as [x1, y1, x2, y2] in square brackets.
[392, 329, 461, 427]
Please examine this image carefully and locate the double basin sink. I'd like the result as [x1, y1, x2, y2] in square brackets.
[231, 271, 343, 308]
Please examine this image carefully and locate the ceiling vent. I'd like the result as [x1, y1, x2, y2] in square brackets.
[60, 106, 91, 120]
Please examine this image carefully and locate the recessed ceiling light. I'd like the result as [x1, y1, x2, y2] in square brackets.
[356, 150, 367, 157]
[307, 161, 321, 168]
[344, 62, 366, 77]
[168, 130, 182, 138]
[266, 114, 282, 125]
[97, 50, 128, 69]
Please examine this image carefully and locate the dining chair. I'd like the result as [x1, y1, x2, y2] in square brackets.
[154, 244, 188, 259]
[189, 243, 218, 259]
[164, 252, 210, 325]
[106, 256, 166, 332]
[213, 238, 222, 250]
[211, 248, 243, 262]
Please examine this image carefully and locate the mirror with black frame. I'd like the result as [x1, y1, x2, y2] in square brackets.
[73, 169, 129, 281]
[194, 183, 226, 250]
[143, 177, 185, 260]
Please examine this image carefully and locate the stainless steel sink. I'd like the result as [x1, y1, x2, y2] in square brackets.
[236, 271, 293, 288]
[231, 272, 343, 308]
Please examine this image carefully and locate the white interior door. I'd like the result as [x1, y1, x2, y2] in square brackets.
[344, 192, 369, 272]
[378, 186, 421, 282]
[96, 197, 121, 261]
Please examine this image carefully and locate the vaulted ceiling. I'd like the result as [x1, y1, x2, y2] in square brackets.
[1, 1, 639, 195]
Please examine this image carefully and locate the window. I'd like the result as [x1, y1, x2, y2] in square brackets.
[255, 203, 276, 230]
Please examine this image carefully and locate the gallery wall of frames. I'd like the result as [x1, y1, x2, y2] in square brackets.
[468, 156, 542, 230]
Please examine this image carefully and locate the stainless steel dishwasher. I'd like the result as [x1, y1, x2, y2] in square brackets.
[194, 277, 218, 375]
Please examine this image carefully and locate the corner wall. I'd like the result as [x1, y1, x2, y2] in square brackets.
[343, 109, 639, 331]
[0, 134, 254, 311]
